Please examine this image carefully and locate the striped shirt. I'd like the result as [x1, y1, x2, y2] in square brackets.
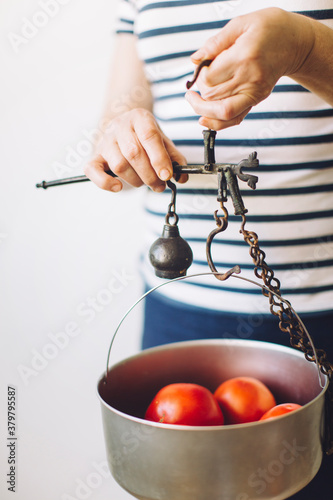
[115, 0, 333, 315]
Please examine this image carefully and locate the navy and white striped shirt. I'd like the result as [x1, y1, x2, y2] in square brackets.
[116, 0, 333, 315]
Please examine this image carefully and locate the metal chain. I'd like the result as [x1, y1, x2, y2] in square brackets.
[240, 216, 333, 455]
[165, 180, 179, 226]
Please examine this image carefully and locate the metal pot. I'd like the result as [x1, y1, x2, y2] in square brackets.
[98, 338, 328, 500]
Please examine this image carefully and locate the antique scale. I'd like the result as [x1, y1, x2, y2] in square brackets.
[37, 62, 333, 499]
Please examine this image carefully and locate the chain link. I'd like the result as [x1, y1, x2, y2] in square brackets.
[240, 217, 333, 455]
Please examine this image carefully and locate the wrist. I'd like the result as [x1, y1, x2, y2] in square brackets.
[286, 12, 316, 78]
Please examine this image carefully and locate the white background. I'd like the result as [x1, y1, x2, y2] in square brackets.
[0, 1, 144, 499]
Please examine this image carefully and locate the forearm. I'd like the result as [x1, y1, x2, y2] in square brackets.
[290, 14, 333, 106]
[100, 33, 153, 131]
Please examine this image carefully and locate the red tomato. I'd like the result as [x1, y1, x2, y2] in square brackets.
[145, 383, 224, 426]
[214, 376, 276, 424]
[260, 403, 302, 421]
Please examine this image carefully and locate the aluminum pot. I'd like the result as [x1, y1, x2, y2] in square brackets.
[98, 339, 328, 500]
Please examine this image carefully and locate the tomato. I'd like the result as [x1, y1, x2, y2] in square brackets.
[214, 376, 276, 424]
[145, 383, 224, 426]
[260, 403, 302, 421]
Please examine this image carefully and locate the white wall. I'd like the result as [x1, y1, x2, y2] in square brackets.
[0, 2, 144, 499]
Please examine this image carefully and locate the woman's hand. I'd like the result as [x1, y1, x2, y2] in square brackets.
[185, 8, 315, 130]
[84, 108, 187, 192]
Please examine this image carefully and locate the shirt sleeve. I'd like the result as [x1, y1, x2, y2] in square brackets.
[115, 0, 137, 35]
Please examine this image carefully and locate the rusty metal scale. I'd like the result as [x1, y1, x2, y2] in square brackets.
[36, 61, 333, 499]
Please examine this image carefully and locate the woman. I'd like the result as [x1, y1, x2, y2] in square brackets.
[85, 2, 333, 497]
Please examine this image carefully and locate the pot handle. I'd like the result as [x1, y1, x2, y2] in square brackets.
[105, 270, 323, 387]
[104, 269, 333, 454]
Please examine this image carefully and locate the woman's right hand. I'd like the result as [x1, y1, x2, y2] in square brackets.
[84, 108, 188, 192]
[185, 7, 315, 131]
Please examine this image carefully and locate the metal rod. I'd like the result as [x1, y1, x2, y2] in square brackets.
[35, 164, 241, 189]
[36, 175, 90, 189]
[35, 170, 118, 189]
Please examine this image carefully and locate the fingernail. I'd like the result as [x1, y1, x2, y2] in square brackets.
[159, 168, 171, 181]
[111, 184, 122, 192]
[192, 49, 205, 61]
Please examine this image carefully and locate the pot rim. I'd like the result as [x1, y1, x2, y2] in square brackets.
[97, 338, 329, 432]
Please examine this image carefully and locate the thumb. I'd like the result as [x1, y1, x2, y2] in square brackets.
[162, 136, 188, 184]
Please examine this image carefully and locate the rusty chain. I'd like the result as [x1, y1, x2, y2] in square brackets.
[240, 216, 333, 455]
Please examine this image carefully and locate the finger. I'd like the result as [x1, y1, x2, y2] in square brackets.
[161, 135, 189, 184]
[185, 90, 254, 122]
[199, 107, 252, 131]
[198, 49, 237, 89]
[84, 154, 123, 192]
[117, 124, 166, 192]
[134, 116, 174, 183]
[103, 136, 144, 188]
[175, 173, 189, 184]
[162, 134, 187, 166]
